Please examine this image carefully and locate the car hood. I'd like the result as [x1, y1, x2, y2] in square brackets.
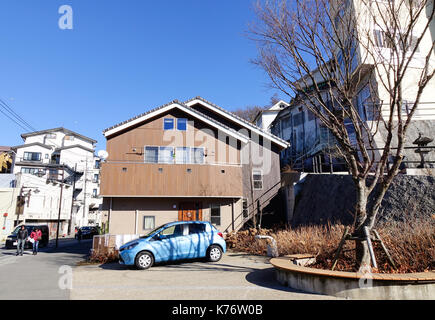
[120, 239, 142, 250]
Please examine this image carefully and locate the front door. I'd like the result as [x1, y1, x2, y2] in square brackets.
[178, 202, 202, 221]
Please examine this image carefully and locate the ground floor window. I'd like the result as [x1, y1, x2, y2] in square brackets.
[242, 199, 249, 218]
[143, 216, 155, 230]
[210, 204, 221, 226]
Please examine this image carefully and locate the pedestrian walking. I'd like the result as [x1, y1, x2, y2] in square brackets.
[16, 225, 28, 256]
[30, 227, 42, 255]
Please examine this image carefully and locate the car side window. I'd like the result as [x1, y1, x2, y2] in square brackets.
[189, 223, 206, 235]
[160, 225, 183, 238]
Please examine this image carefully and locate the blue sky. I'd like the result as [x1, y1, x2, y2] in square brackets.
[0, 0, 284, 151]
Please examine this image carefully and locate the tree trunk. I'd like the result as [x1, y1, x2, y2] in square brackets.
[353, 179, 372, 270]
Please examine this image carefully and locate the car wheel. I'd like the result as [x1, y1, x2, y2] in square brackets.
[135, 251, 154, 270]
[207, 245, 222, 262]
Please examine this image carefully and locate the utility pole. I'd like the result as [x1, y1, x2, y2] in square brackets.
[82, 157, 88, 227]
[55, 168, 65, 249]
[68, 163, 77, 235]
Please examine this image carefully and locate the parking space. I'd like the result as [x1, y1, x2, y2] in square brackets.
[70, 251, 338, 300]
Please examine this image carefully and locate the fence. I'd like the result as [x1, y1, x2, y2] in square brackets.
[92, 234, 142, 255]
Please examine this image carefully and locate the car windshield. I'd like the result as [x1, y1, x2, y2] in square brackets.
[140, 224, 168, 238]
[12, 226, 33, 234]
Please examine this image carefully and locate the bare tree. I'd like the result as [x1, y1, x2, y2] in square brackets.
[250, 0, 435, 268]
[233, 105, 266, 122]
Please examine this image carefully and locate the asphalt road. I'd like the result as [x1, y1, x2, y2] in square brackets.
[0, 238, 92, 300]
[0, 239, 336, 300]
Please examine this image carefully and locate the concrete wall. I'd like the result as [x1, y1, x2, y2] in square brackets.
[290, 173, 435, 226]
[275, 268, 435, 300]
[0, 187, 19, 242]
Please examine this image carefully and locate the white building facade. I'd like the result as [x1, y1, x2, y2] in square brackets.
[11, 128, 102, 237]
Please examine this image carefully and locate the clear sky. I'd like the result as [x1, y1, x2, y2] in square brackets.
[0, 0, 284, 152]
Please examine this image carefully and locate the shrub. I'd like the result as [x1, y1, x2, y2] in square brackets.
[226, 217, 435, 273]
[86, 249, 119, 264]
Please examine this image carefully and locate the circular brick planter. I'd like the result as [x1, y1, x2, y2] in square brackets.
[271, 257, 435, 299]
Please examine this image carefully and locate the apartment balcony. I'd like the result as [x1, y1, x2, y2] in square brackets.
[100, 162, 243, 198]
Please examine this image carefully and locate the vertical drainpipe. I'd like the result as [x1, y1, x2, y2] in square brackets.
[108, 197, 112, 234]
[231, 199, 235, 232]
[135, 209, 138, 235]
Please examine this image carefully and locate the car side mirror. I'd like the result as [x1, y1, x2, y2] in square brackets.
[153, 234, 162, 241]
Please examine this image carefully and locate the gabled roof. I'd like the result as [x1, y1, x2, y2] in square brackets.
[11, 142, 53, 150]
[184, 97, 290, 149]
[55, 144, 94, 153]
[21, 128, 97, 144]
[103, 100, 249, 143]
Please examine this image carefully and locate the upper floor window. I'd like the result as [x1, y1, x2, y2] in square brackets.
[252, 170, 263, 190]
[175, 147, 190, 164]
[144, 146, 205, 164]
[93, 174, 99, 183]
[177, 118, 187, 131]
[164, 118, 174, 130]
[145, 146, 159, 163]
[92, 189, 98, 198]
[94, 159, 100, 169]
[191, 147, 204, 164]
[64, 135, 74, 141]
[159, 147, 174, 164]
[45, 133, 56, 139]
[23, 152, 42, 162]
[374, 30, 419, 53]
[21, 167, 41, 175]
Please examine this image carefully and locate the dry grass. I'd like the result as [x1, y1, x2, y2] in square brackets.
[77, 249, 119, 265]
[226, 217, 435, 273]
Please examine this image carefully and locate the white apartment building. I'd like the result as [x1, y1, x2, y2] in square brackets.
[11, 128, 102, 237]
[335, 0, 435, 160]
[272, 0, 435, 172]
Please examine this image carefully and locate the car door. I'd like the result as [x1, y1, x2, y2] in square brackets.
[149, 224, 184, 262]
[184, 223, 209, 259]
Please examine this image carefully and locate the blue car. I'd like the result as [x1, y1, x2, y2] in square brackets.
[118, 221, 226, 270]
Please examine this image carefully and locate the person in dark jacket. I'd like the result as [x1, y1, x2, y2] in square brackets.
[16, 226, 28, 256]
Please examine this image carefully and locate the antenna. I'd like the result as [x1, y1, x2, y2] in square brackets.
[97, 150, 109, 161]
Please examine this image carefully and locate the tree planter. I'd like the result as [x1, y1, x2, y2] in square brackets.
[271, 257, 435, 300]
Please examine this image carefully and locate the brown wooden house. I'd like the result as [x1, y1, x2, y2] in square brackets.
[100, 97, 289, 234]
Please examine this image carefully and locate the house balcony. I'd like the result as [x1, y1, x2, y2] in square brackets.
[100, 162, 243, 198]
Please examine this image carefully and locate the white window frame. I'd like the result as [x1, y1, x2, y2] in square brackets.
[177, 118, 188, 131]
[163, 118, 175, 130]
[175, 147, 190, 164]
[158, 146, 175, 164]
[23, 151, 42, 162]
[144, 145, 159, 163]
[191, 147, 205, 164]
[143, 216, 155, 230]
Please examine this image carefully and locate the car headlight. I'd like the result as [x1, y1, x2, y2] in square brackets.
[125, 242, 139, 251]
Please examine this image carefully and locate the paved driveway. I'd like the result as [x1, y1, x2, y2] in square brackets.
[70, 251, 337, 300]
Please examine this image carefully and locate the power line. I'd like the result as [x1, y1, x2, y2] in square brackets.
[0, 106, 32, 132]
[0, 97, 36, 132]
